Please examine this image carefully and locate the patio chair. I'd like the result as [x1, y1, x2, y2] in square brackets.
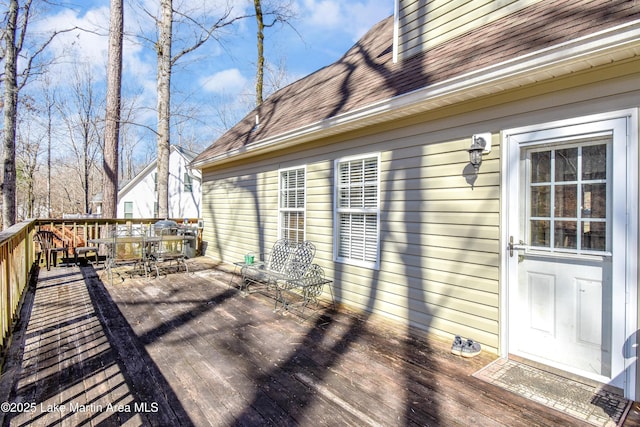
[147, 227, 189, 277]
[105, 226, 148, 283]
[34, 230, 69, 270]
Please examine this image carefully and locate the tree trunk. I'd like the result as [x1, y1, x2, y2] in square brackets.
[2, 0, 19, 229]
[47, 92, 53, 218]
[84, 139, 90, 214]
[156, 0, 173, 219]
[103, 0, 124, 218]
[254, 0, 265, 106]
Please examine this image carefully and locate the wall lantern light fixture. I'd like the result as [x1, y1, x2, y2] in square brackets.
[467, 133, 491, 172]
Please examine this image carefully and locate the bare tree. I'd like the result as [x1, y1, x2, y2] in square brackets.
[156, 0, 173, 219]
[2, 0, 20, 228]
[15, 97, 42, 219]
[42, 77, 55, 218]
[57, 63, 103, 214]
[1, 0, 75, 227]
[254, 0, 265, 106]
[119, 95, 147, 182]
[128, 1, 294, 218]
[253, 0, 296, 106]
[103, 0, 124, 218]
[151, 1, 248, 218]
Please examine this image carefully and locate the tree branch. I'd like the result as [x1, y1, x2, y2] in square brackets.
[171, 11, 253, 65]
[17, 26, 81, 92]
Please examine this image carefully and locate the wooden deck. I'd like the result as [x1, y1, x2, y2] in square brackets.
[0, 258, 638, 426]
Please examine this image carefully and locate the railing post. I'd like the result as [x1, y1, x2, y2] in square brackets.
[1, 244, 7, 347]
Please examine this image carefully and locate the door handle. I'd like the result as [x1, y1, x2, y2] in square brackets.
[509, 236, 526, 257]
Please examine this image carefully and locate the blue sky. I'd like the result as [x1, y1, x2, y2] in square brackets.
[34, 0, 393, 154]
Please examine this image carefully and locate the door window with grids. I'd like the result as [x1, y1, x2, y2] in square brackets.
[279, 167, 305, 243]
[527, 140, 610, 253]
[335, 154, 380, 267]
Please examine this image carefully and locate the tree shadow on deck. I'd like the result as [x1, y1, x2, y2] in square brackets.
[0, 265, 199, 426]
[79, 266, 197, 426]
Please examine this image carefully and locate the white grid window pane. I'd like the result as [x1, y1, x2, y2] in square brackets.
[528, 141, 609, 254]
[338, 213, 378, 262]
[279, 168, 305, 242]
[336, 155, 379, 265]
[281, 169, 305, 208]
[281, 211, 304, 244]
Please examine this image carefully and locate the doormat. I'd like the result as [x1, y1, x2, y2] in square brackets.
[473, 358, 631, 426]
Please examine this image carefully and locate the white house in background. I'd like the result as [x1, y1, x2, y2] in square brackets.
[117, 146, 202, 219]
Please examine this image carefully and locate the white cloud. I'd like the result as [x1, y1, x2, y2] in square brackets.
[200, 68, 249, 94]
[32, 3, 159, 111]
[344, 1, 393, 40]
[34, 7, 110, 80]
[303, 0, 342, 28]
[300, 0, 391, 41]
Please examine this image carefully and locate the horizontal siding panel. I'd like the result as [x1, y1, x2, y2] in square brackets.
[381, 257, 498, 281]
[408, 265, 498, 294]
[383, 233, 499, 253]
[384, 198, 500, 213]
[384, 185, 499, 201]
[416, 286, 498, 317]
[306, 194, 333, 206]
[407, 308, 499, 351]
[382, 211, 500, 227]
[328, 255, 498, 286]
[360, 271, 499, 310]
[324, 259, 498, 296]
[371, 284, 498, 323]
[401, 0, 495, 54]
[397, 0, 539, 60]
[382, 158, 500, 179]
[382, 244, 499, 268]
[383, 143, 467, 164]
[386, 222, 498, 240]
[382, 171, 501, 190]
[338, 286, 498, 335]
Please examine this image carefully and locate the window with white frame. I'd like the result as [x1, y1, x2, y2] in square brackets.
[184, 173, 193, 193]
[124, 201, 133, 219]
[335, 154, 380, 267]
[279, 167, 306, 243]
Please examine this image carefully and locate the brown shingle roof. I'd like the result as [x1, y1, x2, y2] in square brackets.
[193, 0, 640, 166]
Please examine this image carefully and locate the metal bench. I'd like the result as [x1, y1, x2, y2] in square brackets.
[240, 240, 316, 295]
[274, 264, 335, 317]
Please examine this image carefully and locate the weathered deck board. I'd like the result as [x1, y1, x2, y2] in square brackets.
[0, 259, 635, 426]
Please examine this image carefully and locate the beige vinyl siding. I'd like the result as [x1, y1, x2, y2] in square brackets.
[200, 129, 501, 352]
[201, 166, 279, 262]
[378, 136, 500, 347]
[396, 0, 541, 61]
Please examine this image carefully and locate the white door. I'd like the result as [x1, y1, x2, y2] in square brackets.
[506, 114, 632, 390]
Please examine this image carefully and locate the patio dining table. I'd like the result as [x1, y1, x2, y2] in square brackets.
[88, 234, 194, 281]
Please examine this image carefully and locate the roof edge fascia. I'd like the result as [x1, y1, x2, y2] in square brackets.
[193, 20, 640, 170]
[120, 145, 200, 197]
[118, 158, 158, 199]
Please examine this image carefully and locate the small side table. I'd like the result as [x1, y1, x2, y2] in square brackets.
[228, 261, 248, 289]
